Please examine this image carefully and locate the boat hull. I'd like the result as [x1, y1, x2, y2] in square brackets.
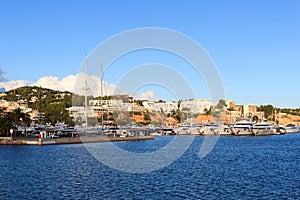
[199, 127, 221, 135]
[230, 128, 253, 136]
[285, 128, 299, 134]
[252, 129, 271, 136]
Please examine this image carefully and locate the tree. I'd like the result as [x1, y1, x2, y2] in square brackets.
[216, 99, 227, 110]
[169, 109, 182, 123]
[177, 100, 182, 109]
[257, 105, 274, 118]
[43, 103, 69, 125]
[203, 106, 212, 115]
[8, 108, 31, 126]
[143, 111, 151, 122]
[0, 115, 13, 136]
[157, 100, 166, 103]
[0, 108, 31, 136]
[181, 107, 190, 122]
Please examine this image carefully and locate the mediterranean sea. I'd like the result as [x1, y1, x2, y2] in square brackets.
[1, 134, 300, 199]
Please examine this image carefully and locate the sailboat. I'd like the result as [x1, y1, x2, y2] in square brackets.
[98, 57, 127, 137]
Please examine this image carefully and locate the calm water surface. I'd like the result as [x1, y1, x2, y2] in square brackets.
[1, 134, 300, 199]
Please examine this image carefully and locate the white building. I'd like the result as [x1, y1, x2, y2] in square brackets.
[243, 104, 257, 117]
[88, 99, 142, 112]
[68, 106, 95, 123]
[143, 101, 178, 114]
[180, 99, 211, 114]
[225, 100, 237, 110]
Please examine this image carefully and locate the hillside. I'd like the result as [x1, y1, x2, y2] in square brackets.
[3, 86, 72, 108]
[1, 86, 74, 125]
[278, 114, 300, 126]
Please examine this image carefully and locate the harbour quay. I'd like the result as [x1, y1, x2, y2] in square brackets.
[0, 135, 155, 146]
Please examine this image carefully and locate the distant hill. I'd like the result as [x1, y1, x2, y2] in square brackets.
[2, 86, 72, 106]
[1, 86, 74, 125]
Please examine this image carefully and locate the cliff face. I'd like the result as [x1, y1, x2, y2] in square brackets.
[278, 114, 300, 126]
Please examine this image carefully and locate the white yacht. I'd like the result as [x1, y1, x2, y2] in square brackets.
[199, 123, 221, 135]
[175, 124, 201, 135]
[151, 132, 162, 136]
[252, 122, 272, 136]
[161, 128, 176, 135]
[219, 124, 233, 135]
[284, 124, 300, 134]
[103, 126, 127, 137]
[272, 125, 286, 134]
[230, 119, 253, 136]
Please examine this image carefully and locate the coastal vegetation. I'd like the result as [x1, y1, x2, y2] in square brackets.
[281, 108, 300, 116]
[2, 86, 73, 126]
[257, 105, 274, 118]
[0, 108, 31, 136]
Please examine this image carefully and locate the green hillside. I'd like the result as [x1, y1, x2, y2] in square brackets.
[2, 86, 74, 125]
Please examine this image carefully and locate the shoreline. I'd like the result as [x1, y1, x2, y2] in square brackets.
[1, 132, 299, 146]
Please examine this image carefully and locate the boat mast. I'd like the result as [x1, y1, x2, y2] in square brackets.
[278, 108, 281, 125]
[84, 56, 88, 128]
[37, 85, 41, 124]
[100, 57, 104, 129]
[274, 108, 276, 124]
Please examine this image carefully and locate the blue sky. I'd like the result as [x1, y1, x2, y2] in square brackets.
[0, 0, 299, 108]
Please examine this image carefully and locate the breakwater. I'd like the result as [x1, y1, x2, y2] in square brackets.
[0, 135, 155, 145]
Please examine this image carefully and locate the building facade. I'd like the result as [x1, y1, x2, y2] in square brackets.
[143, 101, 178, 114]
[180, 99, 211, 114]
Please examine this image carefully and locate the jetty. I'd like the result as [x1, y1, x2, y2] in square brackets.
[0, 135, 155, 146]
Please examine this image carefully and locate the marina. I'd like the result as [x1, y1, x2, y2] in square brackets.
[1, 121, 299, 146]
[1, 1, 299, 199]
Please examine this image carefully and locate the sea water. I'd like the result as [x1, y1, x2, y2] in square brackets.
[0, 134, 299, 199]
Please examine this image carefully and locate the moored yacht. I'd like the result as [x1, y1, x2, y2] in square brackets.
[161, 128, 176, 135]
[284, 124, 300, 134]
[272, 124, 286, 135]
[219, 124, 233, 135]
[252, 121, 272, 136]
[230, 119, 253, 136]
[103, 126, 127, 137]
[174, 124, 201, 135]
[199, 122, 221, 135]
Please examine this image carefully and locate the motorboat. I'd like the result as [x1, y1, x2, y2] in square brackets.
[252, 121, 272, 136]
[272, 125, 286, 134]
[161, 128, 176, 135]
[103, 126, 127, 137]
[199, 122, 221, 135]
[219, 124, 233, 135]
[284, 124, 300, 134]
[174, 124, 201, 135]
[230, 119, 253, 136]
[151, 132, 162, 136]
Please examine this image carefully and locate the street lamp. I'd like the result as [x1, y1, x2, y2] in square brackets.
[10, 128, 13, 140]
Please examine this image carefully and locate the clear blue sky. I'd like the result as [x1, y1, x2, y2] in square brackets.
[0, 0, 299, 108]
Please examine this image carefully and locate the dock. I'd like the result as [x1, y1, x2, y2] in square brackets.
[0, 135, 155, 146]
